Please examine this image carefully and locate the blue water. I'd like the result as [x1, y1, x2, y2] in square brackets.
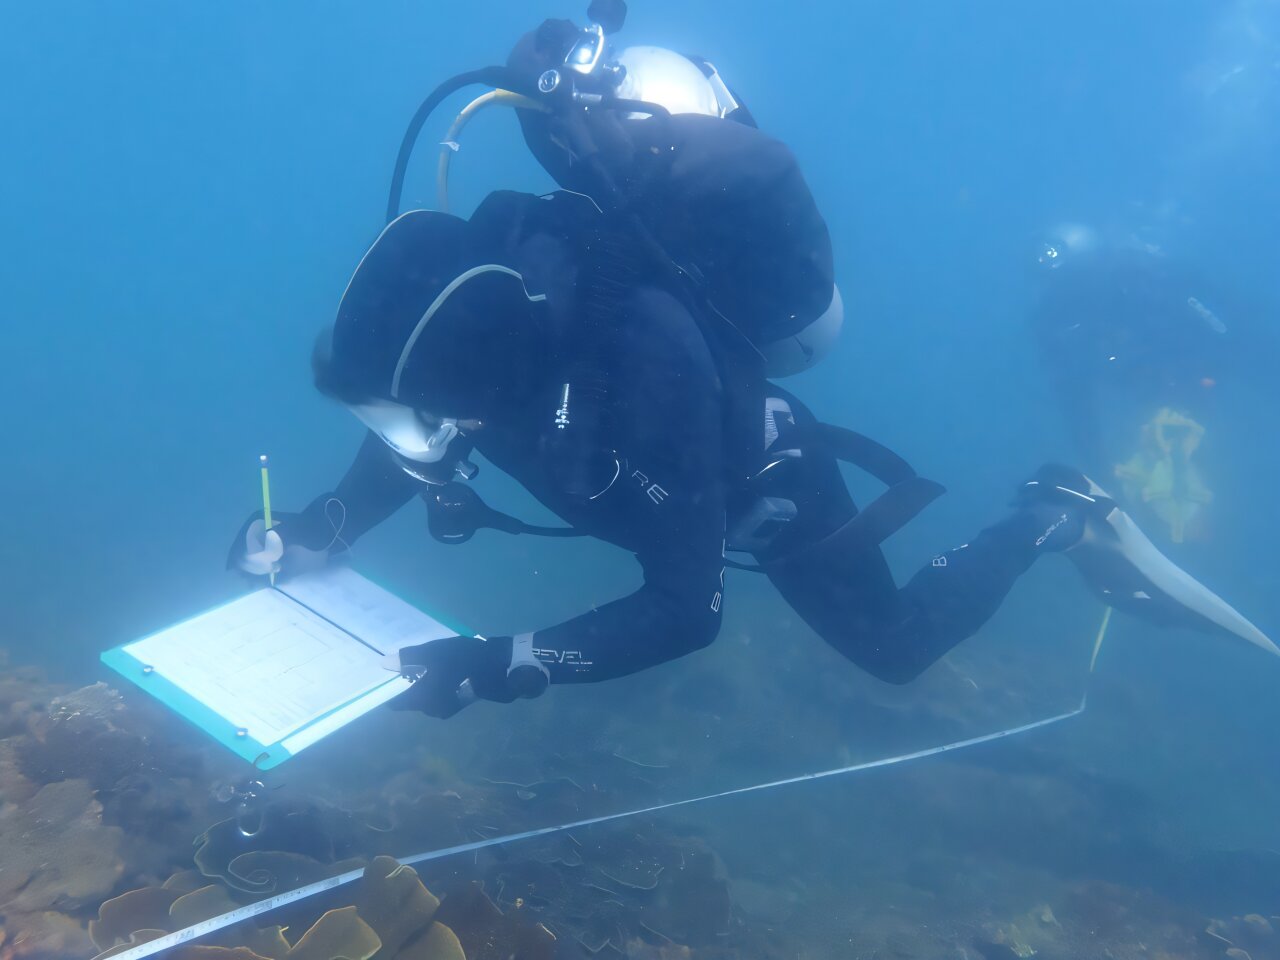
[2, 2, 1279, 957]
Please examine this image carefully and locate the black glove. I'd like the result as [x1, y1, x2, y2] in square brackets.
[392, 636, 517, 719]
[226, 495, 348, 579]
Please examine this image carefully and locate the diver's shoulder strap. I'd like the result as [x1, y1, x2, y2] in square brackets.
[433, 421, 939, 548]
[802, 422, 921, 488]
[810, 421, 946, 546]
[734, 422, 945, 574]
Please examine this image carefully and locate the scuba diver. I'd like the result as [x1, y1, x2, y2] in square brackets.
[227, 9, 1276, 718]
[1029, 223, 1279, 543]
[1030, 225, 1233, 475]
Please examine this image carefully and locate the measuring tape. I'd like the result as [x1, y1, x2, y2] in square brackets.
[108, 697, 1093, 960]
[108, 611, 1114, 959]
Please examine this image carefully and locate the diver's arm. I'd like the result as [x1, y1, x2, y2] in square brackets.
[394, 284, 730, 710]
[534, 421, 729, 683]
[393, 499, 727, 714]
[229, 430, 421, 573]
[313, 430, 422, 545]
[522, 540, 726, 684]
[523, 282, 731, 684]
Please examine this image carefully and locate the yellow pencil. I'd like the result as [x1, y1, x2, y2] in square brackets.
[260, 455, 275, 587]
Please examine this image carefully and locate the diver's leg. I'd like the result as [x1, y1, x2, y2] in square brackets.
[749, 391, 917, 682]
[755, 391, 1080, 684]
[767, 447, 1277, 681]
[866, 507, 1075, 682]
[764, 492, 1068, 685]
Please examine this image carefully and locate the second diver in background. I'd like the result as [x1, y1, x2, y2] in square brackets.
[1028, 224, 1278, 543]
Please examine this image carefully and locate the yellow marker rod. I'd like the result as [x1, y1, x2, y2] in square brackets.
[1089, 605, 1113, 674]
[260, 455, 275, 586]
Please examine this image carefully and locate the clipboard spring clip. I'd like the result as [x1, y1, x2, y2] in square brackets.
[213, 778, 271, 838]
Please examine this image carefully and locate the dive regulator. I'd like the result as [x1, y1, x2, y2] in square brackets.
[386, 0, 652, 222]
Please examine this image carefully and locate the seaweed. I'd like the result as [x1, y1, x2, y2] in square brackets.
[80, 856, 571, 960]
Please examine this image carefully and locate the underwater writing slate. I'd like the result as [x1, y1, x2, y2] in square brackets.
[101, 566, 458, 768]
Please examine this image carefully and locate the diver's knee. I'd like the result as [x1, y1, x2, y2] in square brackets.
[871, 661, 926, 686]
[689, 615, 721, 653]
[844, 641, 928, 686]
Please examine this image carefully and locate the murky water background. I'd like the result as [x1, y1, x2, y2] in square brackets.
[2, 2, 1279, 958]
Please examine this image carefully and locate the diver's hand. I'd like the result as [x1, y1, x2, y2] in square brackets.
[233, 518, 285, 576]
[226, 496, 347, 579]
[392, 636, 516, 719]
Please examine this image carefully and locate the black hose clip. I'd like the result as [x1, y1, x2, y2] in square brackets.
[587, 0, 627, 35]
[425, 483, 507, 544]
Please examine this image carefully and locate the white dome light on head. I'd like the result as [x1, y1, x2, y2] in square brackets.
[615, 46, 727, 118]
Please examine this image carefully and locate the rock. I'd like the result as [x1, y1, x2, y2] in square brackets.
[623, 942, 693, 960]
[0, 740, 35, 808]
[434, 882, 556, 960]
[1243, 914, 1274, 936]
[3, 911, 95, 960]
[0, 779, 124, 913]
[1205, 913, 1280, 960]
[729, 877, 800, 926]
[647, 850, 732, 946]
[1035, 905, 1061, 928]
[0, 656, 52, 739]
[974, 941, 1024, 960]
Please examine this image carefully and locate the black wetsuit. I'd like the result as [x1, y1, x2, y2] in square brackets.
[313, 177, 1059, 687]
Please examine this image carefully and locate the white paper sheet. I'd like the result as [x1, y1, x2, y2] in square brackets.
[122, 568, 452, 747]
[278, 565, 453, 656]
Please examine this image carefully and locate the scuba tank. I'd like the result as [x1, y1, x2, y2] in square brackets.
[384, 0, 767, 498]
[386, 2, 629, 498]
[386, 2, 938, 563]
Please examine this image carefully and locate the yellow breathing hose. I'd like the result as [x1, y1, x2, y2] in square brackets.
[436, 90, 549, 213]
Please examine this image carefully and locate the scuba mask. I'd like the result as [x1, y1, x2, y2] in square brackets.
[349, 400, 481, 486]
[348, 401, 462, 465]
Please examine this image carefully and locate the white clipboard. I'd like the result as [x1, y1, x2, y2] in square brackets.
[101, 566, 461, 768]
